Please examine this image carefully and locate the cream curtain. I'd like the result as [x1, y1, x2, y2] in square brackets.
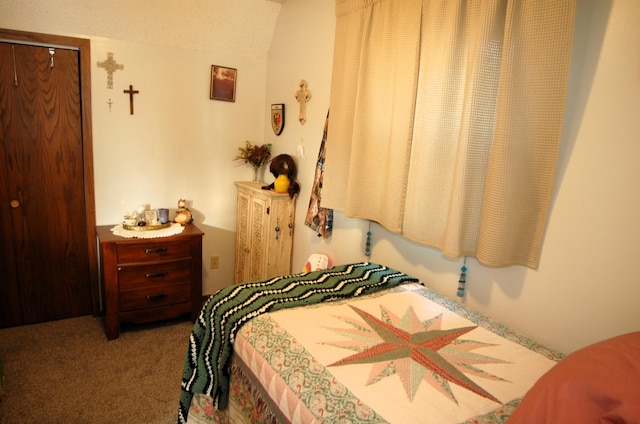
[323, 0, 576, 268]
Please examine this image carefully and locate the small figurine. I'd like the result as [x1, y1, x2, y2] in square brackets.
[174, 198, 193, 225]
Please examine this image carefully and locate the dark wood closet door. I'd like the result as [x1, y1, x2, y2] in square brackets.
[0, 42, 92, 327]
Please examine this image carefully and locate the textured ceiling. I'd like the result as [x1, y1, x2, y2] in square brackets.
[0, 0, 283, 59]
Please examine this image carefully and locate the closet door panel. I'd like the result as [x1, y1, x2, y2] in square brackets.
[0, 42, 91, 326]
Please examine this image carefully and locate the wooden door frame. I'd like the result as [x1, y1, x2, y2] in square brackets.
[0, 28, 99, 316]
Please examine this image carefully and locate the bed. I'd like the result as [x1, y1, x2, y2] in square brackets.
[178, 262, 565, 424]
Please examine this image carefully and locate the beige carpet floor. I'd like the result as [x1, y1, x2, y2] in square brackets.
[0, 315, 195, 424]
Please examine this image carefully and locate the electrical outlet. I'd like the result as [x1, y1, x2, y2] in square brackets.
[210, 255, 219, 269]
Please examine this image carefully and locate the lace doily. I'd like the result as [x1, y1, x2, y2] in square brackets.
[110, 223, 185, 239]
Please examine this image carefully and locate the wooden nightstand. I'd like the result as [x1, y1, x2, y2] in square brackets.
[96, 224, 204, 339]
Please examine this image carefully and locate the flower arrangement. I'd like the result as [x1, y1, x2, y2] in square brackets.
[234, 141, 272, 182]
[234, 141, 272, 169]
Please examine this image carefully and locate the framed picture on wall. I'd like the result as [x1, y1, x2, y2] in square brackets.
[210, 65, 237, 102]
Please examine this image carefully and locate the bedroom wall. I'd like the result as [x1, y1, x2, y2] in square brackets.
[2, 0, 639, 355]
[268, 0, 640, 355]
[0, 0, 283, 296]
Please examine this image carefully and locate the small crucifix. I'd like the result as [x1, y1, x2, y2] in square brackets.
[97, 52, 124, 89]
[123, 84, 139, 115]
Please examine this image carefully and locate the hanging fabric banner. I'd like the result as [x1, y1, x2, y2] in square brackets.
[304, 110, 333, 238]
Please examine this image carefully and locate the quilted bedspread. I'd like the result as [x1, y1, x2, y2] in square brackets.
[179, 262, 419, 423]
[187, 281, 563, 423]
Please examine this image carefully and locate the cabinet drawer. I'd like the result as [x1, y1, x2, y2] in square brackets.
[119, 282, 191, 311]
[117, 239, 191, 263]
[118, 259, 191, 290]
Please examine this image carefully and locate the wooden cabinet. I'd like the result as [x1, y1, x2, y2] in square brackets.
[234, 182, 296, 284]
[96, 224, 204, 339]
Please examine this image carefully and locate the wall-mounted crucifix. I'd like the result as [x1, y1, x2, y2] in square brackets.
[123, 85, 139, 115]
[97, 52, 124, 89]
[295, 79, 311, 124]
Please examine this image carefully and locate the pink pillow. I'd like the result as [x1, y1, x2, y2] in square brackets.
[508, 331, 640, 423]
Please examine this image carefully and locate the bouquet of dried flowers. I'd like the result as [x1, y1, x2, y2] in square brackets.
[234, 141, 272, 169]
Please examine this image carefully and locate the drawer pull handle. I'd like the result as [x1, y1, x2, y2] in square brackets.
[145, 272, 168, 279]
[146, 293, 168, 301]
[144, 247, 167, 254]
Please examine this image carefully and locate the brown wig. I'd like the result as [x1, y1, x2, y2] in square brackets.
[267, 154, 300, 198]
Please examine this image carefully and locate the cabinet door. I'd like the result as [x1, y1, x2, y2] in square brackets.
[266, 197, 296, 277]
[235, 189, 269, 283]
[234, 190, 251, 283]
[247, 194, 269, 280]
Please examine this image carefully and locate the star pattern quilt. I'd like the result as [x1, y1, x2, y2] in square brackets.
[184, 267, 562, 423]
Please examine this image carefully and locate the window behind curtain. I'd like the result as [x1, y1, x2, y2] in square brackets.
[323, 0, 576, 268]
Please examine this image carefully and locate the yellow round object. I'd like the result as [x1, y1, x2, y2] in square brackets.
[274, 175, 290, 194]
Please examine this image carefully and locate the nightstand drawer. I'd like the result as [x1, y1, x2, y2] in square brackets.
[119, 282, 191, 311]
[117, 239, 191, 263]
[118, 258, 191, 289]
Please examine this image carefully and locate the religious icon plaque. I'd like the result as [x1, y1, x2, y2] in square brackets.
[271, 104, 285, 135]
